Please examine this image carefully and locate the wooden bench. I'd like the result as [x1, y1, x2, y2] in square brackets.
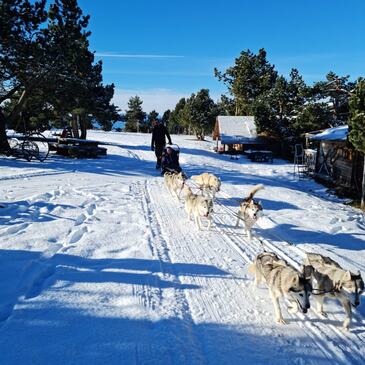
[53, 138, 107, 158]
[245, 149, 273, 163]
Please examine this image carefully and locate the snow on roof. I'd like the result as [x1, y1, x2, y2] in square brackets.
[309, 125, 348, 141]
[217, 116, 257, 144]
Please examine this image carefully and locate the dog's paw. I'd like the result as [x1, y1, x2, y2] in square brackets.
[317, 311, 328, 318]
[276, 317, 287, 325]
[343, 319, 350, 331]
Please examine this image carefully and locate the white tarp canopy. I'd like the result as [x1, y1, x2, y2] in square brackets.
[309, 125, 348, 142]
[217, 116, 257, 144]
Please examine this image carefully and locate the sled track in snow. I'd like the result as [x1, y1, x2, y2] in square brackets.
[0, 170, 72, 182]
[211, 188, 365, 365]
[214, 202, 365, 364]
[164, 180, 365, 364]
[136, 180, 208, 365]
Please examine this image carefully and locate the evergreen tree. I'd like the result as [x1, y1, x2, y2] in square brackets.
[161, 109, 171, 127]
[348, 78, 365, 207]
[214, 48, 277, 115]
[0, 0, 119, 146]
[145, 110, 159, 132]
[124, 96, 146, 132]
[312, 72, 354, 124]
[188, 89, 218, 140]
[253, 69, 312, 139]
[216, 95, 236, 116]
[0, 0, 47, 150]
[293, 103, 333, 136]
[45, 0, 118, 138]
[168, 98, 186, 134]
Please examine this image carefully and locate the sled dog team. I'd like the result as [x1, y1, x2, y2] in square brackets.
[163, 171, 364, 331]
[249, 252, 364, 331]
[164, 171, 263, 239]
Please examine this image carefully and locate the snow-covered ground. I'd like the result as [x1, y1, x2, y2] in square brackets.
[1, 131, 364, 365]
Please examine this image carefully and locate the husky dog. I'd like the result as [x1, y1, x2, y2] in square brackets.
[304, 252, 364, 330]
[164, 171, 186, 201]
[183, 186, 213, 230]
[236, 184, 264, 240]
[191, 173, 221, 198]
[249, 252, 312, 324]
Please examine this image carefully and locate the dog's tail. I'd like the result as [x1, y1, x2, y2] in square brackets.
[246, 184, 264, 201]
[191, 174, 203, 182]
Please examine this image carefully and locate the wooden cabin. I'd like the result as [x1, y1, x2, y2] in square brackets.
[213, 116, 263, 154]
[308, 126, 363, 195]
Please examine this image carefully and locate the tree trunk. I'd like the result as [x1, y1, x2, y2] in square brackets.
[72, 115, 80, 138]
[7, 88, 29, 127]
[80, 114, 87, 139]
[0, 84, 22, 104]
[0, 109, 10, 152]
[7, 71, 50, 127]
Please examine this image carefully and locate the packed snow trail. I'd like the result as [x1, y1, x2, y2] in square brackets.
[0, 131, 364, 364]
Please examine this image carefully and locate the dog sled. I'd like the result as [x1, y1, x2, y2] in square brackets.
[161, 144, 183, 175]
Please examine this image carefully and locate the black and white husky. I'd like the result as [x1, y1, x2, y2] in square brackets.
[304, 252, 364, 331]
[236, 184, 264, 240]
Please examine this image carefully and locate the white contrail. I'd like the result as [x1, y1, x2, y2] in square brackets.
[95, 52, 184, 59]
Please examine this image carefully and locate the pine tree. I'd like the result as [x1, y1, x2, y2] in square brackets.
[293, 103, 332, 136]
[145, 110, 159, 132]
[0, 0, 119, 145]
[312, 72, 354, 124]
[0, 0, 47, 150]
[188, 89, 218, 140]
[168, 98, 186, 134]
[214, 48, 277, 115]
[124, 96, 146, 132]
[161, 109, 171, 128]
[216, 95, 236, 116]
[348, 78, 365, 207]
[253, 69, 313, 139]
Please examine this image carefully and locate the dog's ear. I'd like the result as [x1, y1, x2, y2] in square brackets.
[343, 270, 352, 282]
[301, 265, 314, 279]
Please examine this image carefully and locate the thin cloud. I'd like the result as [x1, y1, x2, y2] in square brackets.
[95, 52, 184, 59]
[104, 70, 212, 77]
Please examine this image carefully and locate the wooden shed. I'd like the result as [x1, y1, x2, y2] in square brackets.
[213, 116, 263, 153]
[308, 125, 364, 194]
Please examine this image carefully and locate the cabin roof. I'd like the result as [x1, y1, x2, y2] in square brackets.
[215, 116, 258, 144]
[309, 125, 348, 142]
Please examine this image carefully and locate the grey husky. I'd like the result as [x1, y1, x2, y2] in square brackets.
[183, 186, 213, 230]
[249, 252, 312, 324]
[304, 252, 364, 330]
[236, 184, 264, 241]
[164, 171, 186, 201]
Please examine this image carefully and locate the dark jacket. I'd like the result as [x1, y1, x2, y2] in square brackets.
[151, 124, 172, 148]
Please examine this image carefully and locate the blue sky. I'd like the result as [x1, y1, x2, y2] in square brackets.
[78, 0, 365, 113]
